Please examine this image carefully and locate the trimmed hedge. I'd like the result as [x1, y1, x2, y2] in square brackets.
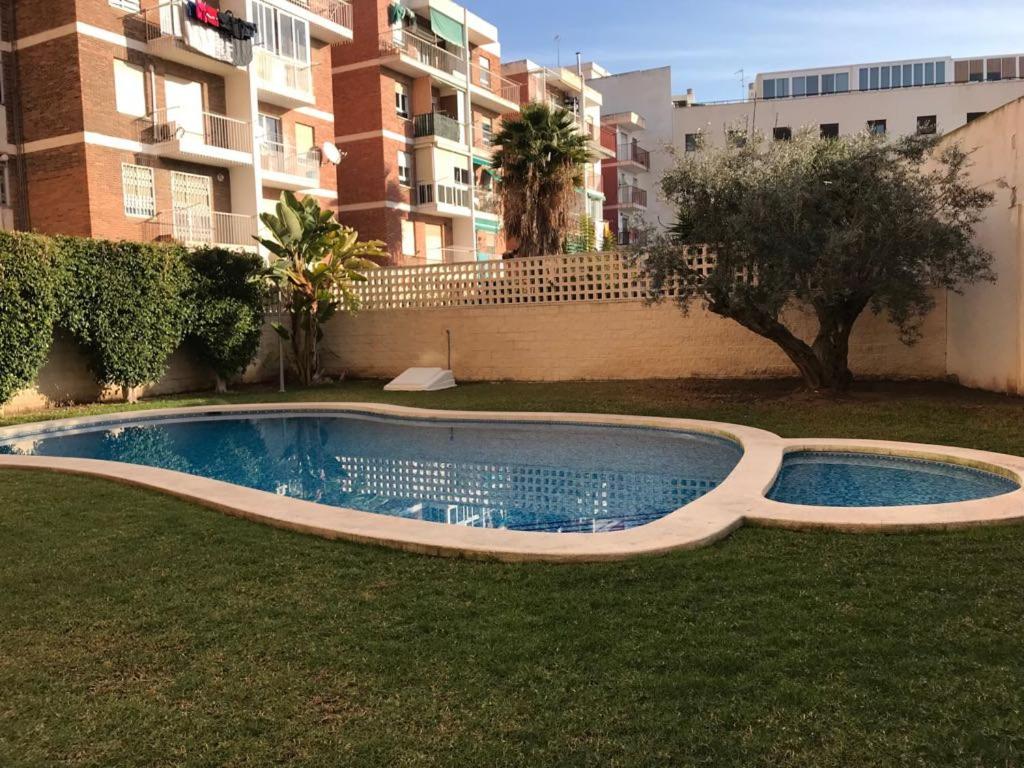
[56, 237, 193, 392]
[186, 247, 266, 386]
[0, 231, 268, 406]
[0, 232, 60, 405]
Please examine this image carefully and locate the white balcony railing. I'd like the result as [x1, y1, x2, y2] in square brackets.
[470, 62, 521, 104]
[379, 31, 464, 79]
[286, 0, 353, 29]
[254, 48, 313, 96]
[146, 207, 257, 247]
[260, 141, 320, 180]
[138, 108, 252, 154]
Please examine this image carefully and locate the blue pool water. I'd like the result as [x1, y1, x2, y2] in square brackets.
[0, 414, 743, 533]
[768, 451, 1019, 507]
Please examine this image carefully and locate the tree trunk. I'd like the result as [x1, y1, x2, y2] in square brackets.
[718, 304, 830, 390]
[214, 375, 228, 394]
[811, 298, 870, 393]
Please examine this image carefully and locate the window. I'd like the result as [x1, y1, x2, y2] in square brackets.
[925, 62, 935, 85]
[902, 63, 912, 87]
[109, 0, 141, 10]
[836, 72, 849, 92]
[480, 117, 494, 146]
[121, 164, 155, 218]
[113, 60, 147, 117]
[859, 68, 869, 90]
[986, 59, 1002, 81]
[881, 66, 891, 89]
[936, 61, 946, 84]
[395, 82, 409, 118]
[966, 111, 986, 124]
[401, 220, 415, 256]
[867, 119, 886, 136]
[295, 123, 315, 156]
[397, 150, 412, 186]
[684, 132, 702, 152]
[0, 165, 9, 206]
[820, 123, 839, 139]
[253, 1, 309, 63]
[479, 56, 491, 87]
[258, 113, 283, 146]
[453, 166, 470, 185]
[773, 126, 792, 141]
[869, 67, 879, 89]
[762, 77, 788, 99]
[821, 74, 834, 94]
[891, 66, 902, 88]
[916, 115, 937, 135]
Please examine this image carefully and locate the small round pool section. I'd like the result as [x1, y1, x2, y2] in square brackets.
[0, 413, 744, 534]
[768, 450, 1020, 507]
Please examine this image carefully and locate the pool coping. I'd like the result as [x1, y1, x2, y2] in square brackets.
[1, 403, 1023, 562]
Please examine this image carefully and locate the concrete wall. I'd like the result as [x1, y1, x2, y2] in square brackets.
[943, 97, 1024, 393]
[322, 298, 947, 382]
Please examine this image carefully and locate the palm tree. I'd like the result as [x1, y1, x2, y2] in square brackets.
[492, 102, 592, 258]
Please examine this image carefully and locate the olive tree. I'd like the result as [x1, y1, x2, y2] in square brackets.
[641, 131, 995, 391]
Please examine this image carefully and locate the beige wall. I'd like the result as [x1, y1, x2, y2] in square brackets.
[942, 97, 1024, 393]
[322, 298, 947, 382]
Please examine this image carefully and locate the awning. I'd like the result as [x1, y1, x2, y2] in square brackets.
[429, 8, 464, 47]
[475, 218, 500, 233]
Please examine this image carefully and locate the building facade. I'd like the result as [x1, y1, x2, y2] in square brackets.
[675, 53, 1024, 151]
[0, 0, 346, 249]
[331, 0, 519, 264]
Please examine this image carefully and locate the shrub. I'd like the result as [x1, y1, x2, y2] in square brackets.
[56, 237, 192, 399]
[185, 247, 267, 390]
[0, 232, 60, 406]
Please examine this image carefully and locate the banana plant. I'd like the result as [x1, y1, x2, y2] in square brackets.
[258, 192, 386, 386]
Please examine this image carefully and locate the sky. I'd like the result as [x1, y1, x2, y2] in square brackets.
[467, 0, 1024, 101]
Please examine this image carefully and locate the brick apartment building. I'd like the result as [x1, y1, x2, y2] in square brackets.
[331, 0, 520, 264]
[0, 0, 345, 249]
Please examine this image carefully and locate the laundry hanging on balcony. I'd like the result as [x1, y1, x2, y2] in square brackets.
[181, 2, 256, 66]
[428, 9, 464, 47]
[388, 3, 411, 26]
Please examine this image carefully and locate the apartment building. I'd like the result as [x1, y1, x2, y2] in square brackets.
[585, 65, 673, 238]
[331, 0, 519, 264]
[675, 53, 1024, 150]
[504, 58, 613, 250]
[0, 0, 346, 250]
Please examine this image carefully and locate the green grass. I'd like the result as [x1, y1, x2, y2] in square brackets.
[3, 379, 1024, 766]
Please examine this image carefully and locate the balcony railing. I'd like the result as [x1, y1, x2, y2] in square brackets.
[417, 181, 470, 209]
[474, 188, 501, 214]
[286, 0, 353, 29]
[413, 112, 463, 143]
[254, 48, 313, 96]
[379, 30, 464, 78]
[617, 143, 651, 170]
[470, 63, 521, 103]
[260, 141, 320, 180]
[618, 185, 648, 208]
[146, 207, 257, 247]
[127, 0, 250, 67]
[138, 108, 252, 154]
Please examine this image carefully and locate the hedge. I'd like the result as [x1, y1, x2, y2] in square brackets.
[0, 232, 60, 405]
[0, 232, 268, 406]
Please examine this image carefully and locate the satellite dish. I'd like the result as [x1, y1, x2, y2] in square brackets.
[322, 141, 344, 165]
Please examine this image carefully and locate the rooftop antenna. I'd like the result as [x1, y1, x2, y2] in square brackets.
[735, 68, 746, 97]
[555, 34, 560, 67]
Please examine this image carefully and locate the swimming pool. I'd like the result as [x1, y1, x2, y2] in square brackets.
[768, 451, 1019, 507]
[0, 412, 743, 534]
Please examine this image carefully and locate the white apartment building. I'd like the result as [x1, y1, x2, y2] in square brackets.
[675, 53, 1024, 150]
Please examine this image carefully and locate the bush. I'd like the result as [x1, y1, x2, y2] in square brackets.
[185, 247, 266, 389]
[0, 232, 60, 406]
[56, 237, 192, 397]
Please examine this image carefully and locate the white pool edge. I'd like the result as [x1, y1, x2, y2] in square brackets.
[1, 403, 1022, 562]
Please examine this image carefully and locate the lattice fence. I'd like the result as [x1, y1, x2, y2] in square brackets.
[351, 250, 714, 311]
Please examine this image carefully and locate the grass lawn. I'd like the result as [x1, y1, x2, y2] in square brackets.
[2, 379, 1024, 766]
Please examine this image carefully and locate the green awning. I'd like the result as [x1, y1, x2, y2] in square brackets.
[429, 8, 464, 47]
[474, 218, 500, 234]
[472, 155, 491, 167]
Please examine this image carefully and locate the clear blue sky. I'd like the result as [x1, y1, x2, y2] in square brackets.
[468, 0, 1024, 101]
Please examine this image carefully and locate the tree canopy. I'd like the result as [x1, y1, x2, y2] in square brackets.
[492, 102, 592, 258]
[641, 130, 995, 391]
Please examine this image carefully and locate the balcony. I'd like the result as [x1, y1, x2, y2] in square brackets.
[416, 180, 471, 217]
[260, 141, 321, 190]
[474, 188, 501, 215]
[128, 0, 248, 75]
[137, 108, 253, 168]
[254, 48, 314, 109]
[146, 207, 258, 250]
[378, 30, 466, 85]
[470, 63, 521, 112]
[284, 0, 353, 44]
[616, 142, 651, 171]
[617, 185, 648, 209]
[413, 112, 465, 146]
